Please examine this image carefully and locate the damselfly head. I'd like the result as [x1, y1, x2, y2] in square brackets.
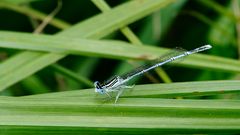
[94, 81, 104, 94]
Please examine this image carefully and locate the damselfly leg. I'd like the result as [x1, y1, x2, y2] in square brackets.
[114, 84, 135, 103]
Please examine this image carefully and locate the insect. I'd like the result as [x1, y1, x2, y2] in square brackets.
[94, 45, 212, 103]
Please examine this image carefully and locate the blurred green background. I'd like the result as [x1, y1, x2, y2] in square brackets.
[0, 0, 238, 96]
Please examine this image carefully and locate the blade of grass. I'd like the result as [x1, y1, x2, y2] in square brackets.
[1, 97, 240, 117]
[25, 80, 240, 98]
[1, 31, 240, 72]
[0, 97, 240, 134]
[0, 0, 176, 91]
[0, 31, 240, 72]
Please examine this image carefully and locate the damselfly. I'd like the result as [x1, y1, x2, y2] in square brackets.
[94, 45, 212, 103]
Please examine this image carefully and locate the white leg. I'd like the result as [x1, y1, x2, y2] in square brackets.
[122, 84, 135, 89]
[114, 85, 135, 103]
[115, 89, 124, 103]
[105, 92, 112, 98]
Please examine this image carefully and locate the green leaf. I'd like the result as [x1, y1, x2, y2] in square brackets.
[0, 31, 239, 72]
[0, 96, 240, 134]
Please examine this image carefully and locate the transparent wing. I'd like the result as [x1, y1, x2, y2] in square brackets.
[120, 48, 187, 80]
